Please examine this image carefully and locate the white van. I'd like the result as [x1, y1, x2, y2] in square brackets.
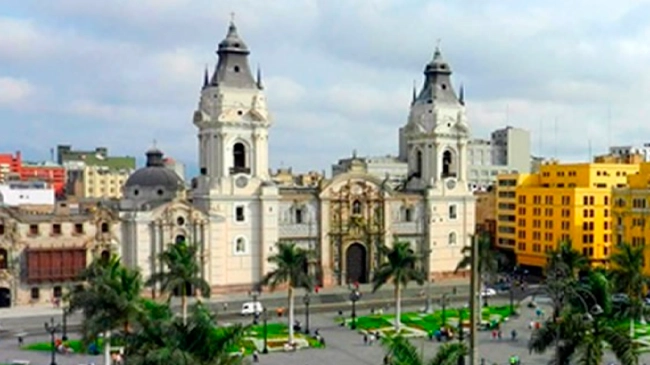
[240, 301, 264, 316]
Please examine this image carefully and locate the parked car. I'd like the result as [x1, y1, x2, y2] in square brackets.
[494, 282, 511, 292]
[612, 293, 630, 304]
[481, 288, 497, 297]
[240, 301, 264, 316]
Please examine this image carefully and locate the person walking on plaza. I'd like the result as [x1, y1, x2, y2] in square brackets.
[252, 350, 259, 363]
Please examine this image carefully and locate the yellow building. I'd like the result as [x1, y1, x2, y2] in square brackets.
[498, 161, 639, 270]
[76, 165, 131, 199]
[495, 174, 529, 262]
[612, 162, 650, 275]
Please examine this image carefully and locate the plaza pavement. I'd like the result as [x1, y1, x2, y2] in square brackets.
[2, 298, 644, 365]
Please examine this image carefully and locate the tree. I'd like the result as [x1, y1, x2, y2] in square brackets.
[69, 256, 143, 360]
[546, 240, 589, 279]
[147, 240, 211, 325]
[128, 302, 246, 365]
[609, 242, 649, 335]
[455, 233, 501, 305]
[529, 270, 638, 365]
[372, 241, 426, 331]
[381, 334, 467, 365]
[261, 242, 313, 344]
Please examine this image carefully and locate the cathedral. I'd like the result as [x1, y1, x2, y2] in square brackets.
[117, 20, 474, 293]
[0, 20, 475, 306]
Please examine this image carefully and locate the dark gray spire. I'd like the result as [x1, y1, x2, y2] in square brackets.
[413, 44, 461, 106]
[411, 80, 416, 105]
[203, 66, 209, 89]
[210, 20, 257, 89]
[459, 83, 465, 105]
[256, 64, 264, 90]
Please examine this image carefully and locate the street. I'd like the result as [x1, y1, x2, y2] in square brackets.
[0, 298, 643, 365]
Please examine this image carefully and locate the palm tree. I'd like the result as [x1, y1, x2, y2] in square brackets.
[69, 256, 143, 362]
[261, 242, 313, 344]
[381, 334, 468, 365]
[546, 240, 589, 279]
[529, 310, 637, 365]
[609, 242, 649, 336]
[372, 241, 426, 331]
[529, 269, 638, 365]
[147, 240, 211, 325]
[128, 302, 246, 365]
[455, 233, 500, 306]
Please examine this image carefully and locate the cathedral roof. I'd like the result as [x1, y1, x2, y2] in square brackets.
[414, 46, 461, 107]
[209, 21, 258, 89]
[125, 149, 184, 190]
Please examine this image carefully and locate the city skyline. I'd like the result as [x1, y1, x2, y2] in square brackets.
[1, 0, 649, 176]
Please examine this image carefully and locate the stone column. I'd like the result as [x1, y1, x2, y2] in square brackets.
[216, 132, 224, 178]
[432, 142, 441, 186]
[252, 133, 261, 177]
[458, 141, 467, 182]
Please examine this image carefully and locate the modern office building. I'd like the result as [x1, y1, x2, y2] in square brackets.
[497, 161, 638, 270]
[467, 126, 531, 191]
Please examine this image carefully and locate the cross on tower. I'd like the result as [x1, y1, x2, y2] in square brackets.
[152, 139, 157, 149]
[230, 12, 236, 23]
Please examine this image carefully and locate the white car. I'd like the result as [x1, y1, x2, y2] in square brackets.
[481, 288, 497, 297]
[240, 301, 264, 316]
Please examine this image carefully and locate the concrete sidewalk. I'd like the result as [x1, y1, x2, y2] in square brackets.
[0, 278, 469, 320]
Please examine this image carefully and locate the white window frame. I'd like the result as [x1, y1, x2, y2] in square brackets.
[448, 231, 457, 245]
[233, 235, 248, 255]
[448, 204, 458, 220]
[234, 203, 247, 223]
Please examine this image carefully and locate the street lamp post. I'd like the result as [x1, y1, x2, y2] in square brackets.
[509, 279, 515, 316]
[62, 305, 68, 341]
[457, 306, 466, 365]
[440, 293, 449, 327]
[349, 289, 361, 330]
[303, 292, 311, 334]
[423, 248, 433, 313]
[44, 317, 61, 365]
[262, 308, 269, 354]
[250, 289, 260, 325]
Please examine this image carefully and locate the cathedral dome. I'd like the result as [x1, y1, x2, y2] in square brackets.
[125, 148, 184, 191]
[218, 22, 249, 54]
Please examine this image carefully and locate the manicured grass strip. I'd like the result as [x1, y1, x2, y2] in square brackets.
[346, 305, 517, 334]
[25, 322, 323, 356]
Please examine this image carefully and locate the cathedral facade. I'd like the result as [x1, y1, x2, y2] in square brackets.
[118, 21, 475, 293]
[0, 21, 476, 307]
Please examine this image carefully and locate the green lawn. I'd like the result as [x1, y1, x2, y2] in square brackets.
[344, 305, 516, 335]
[24, 322, 323, 356]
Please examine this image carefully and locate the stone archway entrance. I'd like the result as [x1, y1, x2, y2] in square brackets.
[0, 287, 10, 308]
[346, 243, 368, 284]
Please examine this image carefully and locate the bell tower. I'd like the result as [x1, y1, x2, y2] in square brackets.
[399, 46, 470, 190]
[193, 20, 271, 194]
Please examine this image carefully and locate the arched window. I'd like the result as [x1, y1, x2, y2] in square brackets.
[100, 250, 111, 262]
[234, 237, 246, 254]
[442, 150, 453, 178]
[175, 235, 186, 244]
[352, 200, 362, 215]
[0, 248, 7, 269]
[415, 149, 423, 177]
[233, 142, 247, 169]
[448, 232, 457, 245]
[100, 222, 109, 233]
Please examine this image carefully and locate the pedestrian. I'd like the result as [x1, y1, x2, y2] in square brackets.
[492, 330, 497, 340]
[363, 333, 368, 345]
[223, 302, 228, 312]
[498, 330, 502, 340]
[253, 350, 259, 363]
[511, 329, 517, 341]
[369, 332, 375, 345]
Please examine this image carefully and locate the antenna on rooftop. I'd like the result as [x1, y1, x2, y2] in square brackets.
[538, 118, 543, 157]
[554, 117, 558, 159]
[607, 105, 612, 149]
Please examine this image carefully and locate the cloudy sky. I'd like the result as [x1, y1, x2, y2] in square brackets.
[1, 0, 650, 176]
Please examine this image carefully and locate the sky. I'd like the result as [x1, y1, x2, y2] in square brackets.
[2, 0, 650, 177]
